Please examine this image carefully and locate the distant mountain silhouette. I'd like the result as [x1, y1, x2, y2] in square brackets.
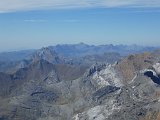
[0, 44, 158, 73]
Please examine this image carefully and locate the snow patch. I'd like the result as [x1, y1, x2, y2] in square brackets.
[92, 72, 110, 88]
[141, 69, 157, 77]
[73, 99, 121, 120]
[153, 63, 160, 74]
[87, 106, 104, 120]
[129, 74, 138, 84]
[92, 65, 123, 88]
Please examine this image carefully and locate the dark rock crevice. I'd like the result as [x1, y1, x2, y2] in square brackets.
[92, 86, 120, 102]
[144, 71, 160, 85]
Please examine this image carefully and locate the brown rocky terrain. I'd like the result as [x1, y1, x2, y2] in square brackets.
[116, 52, 154, 83]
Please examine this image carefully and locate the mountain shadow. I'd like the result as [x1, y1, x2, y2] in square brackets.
[144, 71, 160, 85]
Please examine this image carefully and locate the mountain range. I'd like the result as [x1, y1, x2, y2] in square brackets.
[0, 44, 160, 120]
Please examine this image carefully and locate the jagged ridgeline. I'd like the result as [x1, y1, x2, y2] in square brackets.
[0, 44, 160, 120]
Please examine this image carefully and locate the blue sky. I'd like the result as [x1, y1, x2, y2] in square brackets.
[0, 0, 160, 52]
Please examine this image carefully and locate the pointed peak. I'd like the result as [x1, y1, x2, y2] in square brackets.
[32, 47, 62, 64]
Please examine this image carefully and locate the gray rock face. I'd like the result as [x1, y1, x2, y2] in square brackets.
[0, 62, 122, 120]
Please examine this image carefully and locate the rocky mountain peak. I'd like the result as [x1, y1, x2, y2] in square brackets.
[32, 47, 61, 64]
[87, 63, 107, 76]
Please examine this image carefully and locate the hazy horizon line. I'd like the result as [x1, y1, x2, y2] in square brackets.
[1, 42, 159, 53]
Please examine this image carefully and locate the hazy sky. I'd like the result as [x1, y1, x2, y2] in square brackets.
[0, 0, 160, 52]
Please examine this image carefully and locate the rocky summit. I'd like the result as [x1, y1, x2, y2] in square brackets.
[0, 45, 160, 120]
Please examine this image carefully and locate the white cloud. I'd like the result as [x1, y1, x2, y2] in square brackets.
[0, 0, 160, 13]
[24, 19, 47, 22]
